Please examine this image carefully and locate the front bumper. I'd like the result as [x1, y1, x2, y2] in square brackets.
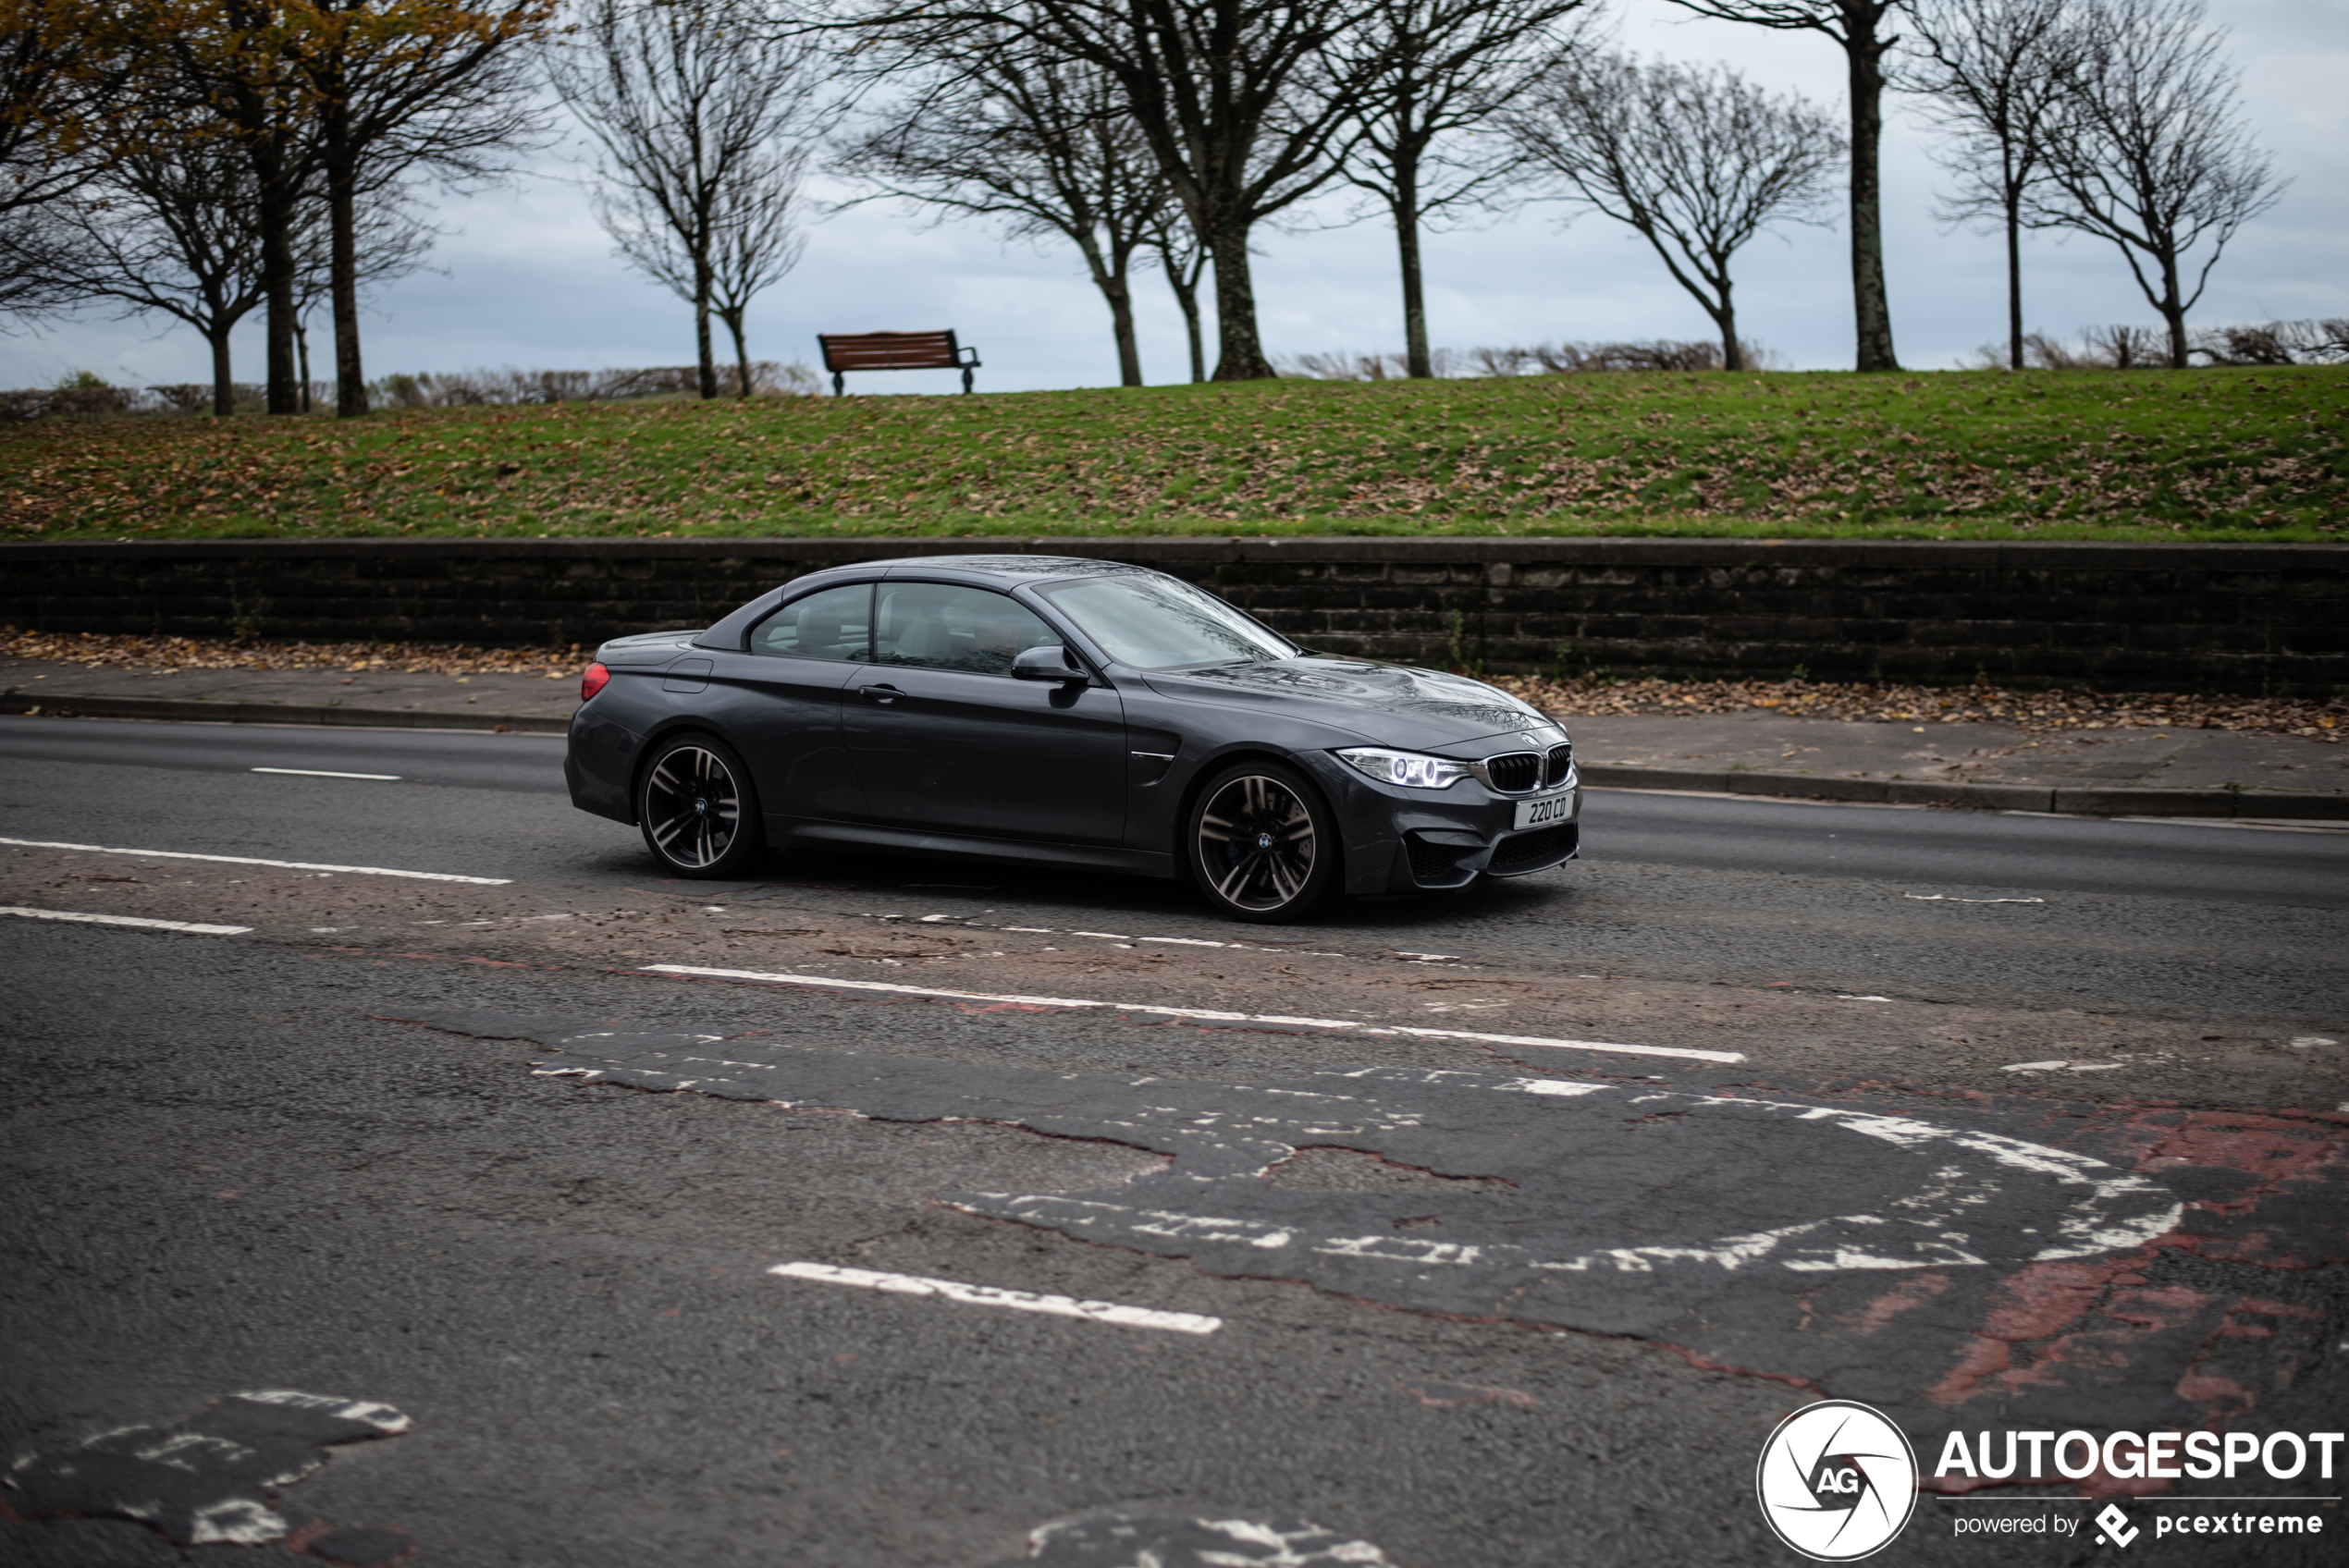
[1301, 752, 1583, 893]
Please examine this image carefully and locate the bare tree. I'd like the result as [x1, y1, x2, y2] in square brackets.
[1900, 0, 2079, 371]
[1141, 193, 1210, 382]
[1661, 0, 1903, 372]
[839, 44, 1173, 386]
[43, 133, 266, 411]
[1505, 53, 1840, 372]
[2031, 0, 2283, 370]
[3, 0, 145, 318]
[854, 0, 1386, 381]
[1321, 0, 1592, 378]
[708, 141, 809, 398]
[294, 0, 553, 416]
[554, 0, 833, 400]
[1, 0, 126, 216]
[290, 185, 435, 410]
[154, 0, 321, 412]
[39, 131, 433, 414]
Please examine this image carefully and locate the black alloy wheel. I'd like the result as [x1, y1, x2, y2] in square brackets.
[637, 734, 762, 878]
[1187, 761, 1337, 922]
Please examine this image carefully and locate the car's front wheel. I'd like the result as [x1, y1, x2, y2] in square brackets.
[637, 733, 762, 878]
[1187, 760, 1337, 922]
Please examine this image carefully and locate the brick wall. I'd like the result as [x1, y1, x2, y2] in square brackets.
[4, 536, 2343, 694]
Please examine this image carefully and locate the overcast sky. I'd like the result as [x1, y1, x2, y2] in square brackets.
[6, 0, 2342, 394]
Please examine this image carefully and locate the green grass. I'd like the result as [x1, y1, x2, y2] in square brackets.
[4, 366, 2343, 542]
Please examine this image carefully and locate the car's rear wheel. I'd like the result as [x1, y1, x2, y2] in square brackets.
[1187, 760, 1337, 922]
[637, 733, 762, 878]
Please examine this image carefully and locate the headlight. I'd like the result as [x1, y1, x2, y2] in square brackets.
[1335, 747, 1470, 790]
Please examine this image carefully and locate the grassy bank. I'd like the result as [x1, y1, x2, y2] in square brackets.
[2, 366, 2342, 542]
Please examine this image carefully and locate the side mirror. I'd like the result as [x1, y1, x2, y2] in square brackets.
[1013, 644, 1089, 684]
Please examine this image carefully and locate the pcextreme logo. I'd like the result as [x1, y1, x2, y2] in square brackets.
[1755, 1401, 1920, 1562]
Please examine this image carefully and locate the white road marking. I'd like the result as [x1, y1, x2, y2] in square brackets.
[768, 1261, 1220, 1334]
[1071, 930, 1133, 939]
[0, 838, 510, 885]
[251, 767, 400, 780]
[2, 906, 252, 936]
[2291, 1036, 2339, 1048]
[970, 1076, 2183, 1275]
[1905, 893, 2046, 904]
[643, 963, 1744, 1062]
[1139, 936, 1229, 948]
[1836, 994, 1894, 1002]
[2002, 1060, 2070, 1072]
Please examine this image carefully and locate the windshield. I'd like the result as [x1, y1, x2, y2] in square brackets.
[1042, 575, 1297, 669]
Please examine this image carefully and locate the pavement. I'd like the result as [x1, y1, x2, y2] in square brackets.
[5, 654, 2343, 820]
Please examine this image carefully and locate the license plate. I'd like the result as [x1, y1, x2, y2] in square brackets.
[1513, 790, 1575, 830]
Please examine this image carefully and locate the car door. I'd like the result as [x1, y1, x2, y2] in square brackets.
[716, 582, 872, 828]
[844, 581, 1127, 844]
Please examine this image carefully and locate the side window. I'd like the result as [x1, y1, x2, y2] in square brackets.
[873, 583, 1060, 676]
[750, 583, 871, 662]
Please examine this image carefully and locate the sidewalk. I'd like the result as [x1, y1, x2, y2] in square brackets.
[0, 655, 580, 731]
[1564, 711, 2346, 821]
[5, 654, 2343, 821]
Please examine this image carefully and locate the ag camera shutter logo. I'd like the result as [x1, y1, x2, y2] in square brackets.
[1756, 1400, 1919, 1561]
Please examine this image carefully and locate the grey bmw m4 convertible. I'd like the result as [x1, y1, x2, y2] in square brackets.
[564, 555, 1580, 922]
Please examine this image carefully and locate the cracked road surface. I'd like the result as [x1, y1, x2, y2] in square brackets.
[3, 716, 2344, 1567]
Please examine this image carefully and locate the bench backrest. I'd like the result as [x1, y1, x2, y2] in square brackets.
[818, 331, 967, 372]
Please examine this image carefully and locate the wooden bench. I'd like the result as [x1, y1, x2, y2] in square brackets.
[817, 330, 981, 396]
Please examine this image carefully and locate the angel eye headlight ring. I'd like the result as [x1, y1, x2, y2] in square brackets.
[1334, 747, 1470, 790]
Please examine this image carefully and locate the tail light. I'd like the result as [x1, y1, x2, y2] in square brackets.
[580, 662, 610, 702]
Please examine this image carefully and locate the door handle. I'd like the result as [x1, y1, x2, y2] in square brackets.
[857, 684, 904, 704]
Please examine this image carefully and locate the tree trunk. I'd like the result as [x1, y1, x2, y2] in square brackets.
[1207, 218, 1273, 381]
[722, 310, 753, 397]
[1393, 155, 1432, 379]
[209, 327, 235, 417]
[2004, 191, 2025, 371]
[1718, 289, 1743, 373]
[296, 315, 312, 410]
[256, 156, 300, 416]
[2158, 258, 2188, 369]
[1168, 261, 1206, 384]
[1846, 30, 1899, 373]
[326, 139, 365, 417]
[1107, 271, 1141, 387]
[695, 259, 717, 399]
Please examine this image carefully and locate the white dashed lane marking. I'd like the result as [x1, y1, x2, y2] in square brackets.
[769, 1262, 1221, 1334]
[1905, 893, 2047, 904]
[0, 838, 510, 884]
[1, 906, 252, 936]
[250, 767, 401, 780]
[644, 963, 1745, 1063]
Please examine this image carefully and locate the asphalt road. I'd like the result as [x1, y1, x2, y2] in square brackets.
[9, 713, 2345, 909]
[3, 715, 2343, 1568]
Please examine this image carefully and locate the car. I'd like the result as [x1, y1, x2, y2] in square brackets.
[563, 555, 1580, 921]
